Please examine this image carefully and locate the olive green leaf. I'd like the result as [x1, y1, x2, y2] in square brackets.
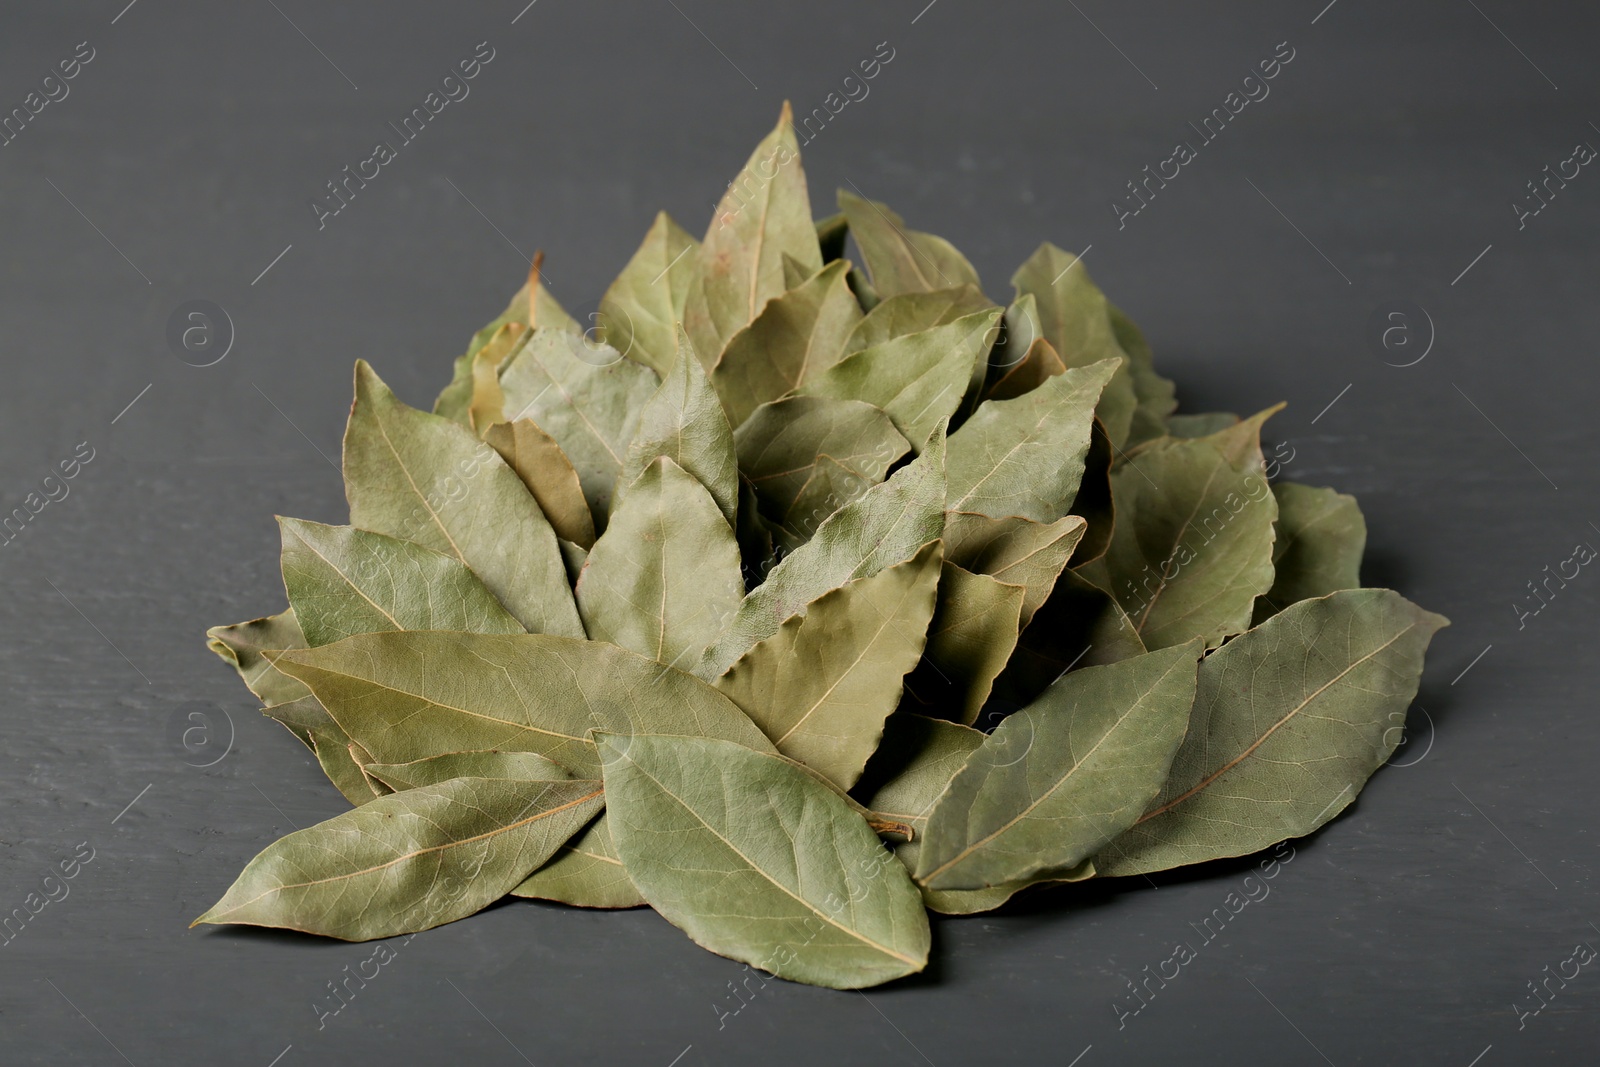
[1108, 303, 1177, 447]
[435, 257, 577, 424]
[619, 327, 737, 526]
[700, 425, 947, 677]
[917, 643, 1200, 891]
[483, 419, 597, 549]
[364, 750, 573, 791]
[714, 541, 942, 789]
[772, 454, 883, 552]
[836, 190, 981, 297]
[1255, 482, 1366, 623]
[1011, 243, 1138, 446]
[598, 733, 930, 989]
[984, 293, 1060, 402]
[902, 564, 1025, 726]
[511, 813, 645, 909]
[1134, 403, 1283, 476]
[710, 260, 863, 428]
[576, 457, 744, 669]
[946, 358, 1118, 522]
[558, 538, 588, 585]
[840, 285, 996, 359]
[467, 321, 530, 434]
[942, 512, 1086, 628]
[272, 631, 774, 780]
[277, 518, 524, 647]
[847, 266, 881, 311]
[988, 568, 1147, 717]
[735, 396, 910, 526]
[597, 211, 698, 375]
[349, 739, 393, 800]
[1102, 436, 1277, 650]
[1167, 411, 1240, 438]
[855, 714, 1089, 913]
[684, 102, 822, 363]
[206, 608, 312, 707]
[987, 336, 1068, 403]
[497, 327, 660, 528]
[193, 776, 604, 940]
[1097, 590, 1448, 877]
[799, 308, 1001, 448]
[261, 694, 374, 807]
[343, 361, 582, 638]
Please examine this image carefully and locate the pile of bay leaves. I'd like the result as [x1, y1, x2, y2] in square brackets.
[198, 105, 1446, 989]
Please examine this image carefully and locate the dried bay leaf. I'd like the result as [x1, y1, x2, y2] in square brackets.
[364, 750, 573, 791]
[1254, 482, 1366, 622]
[714, 541, 942, 789]
[577, 457, 744, 670]
[710, 260, 862, 428]
[484, 419, 596, 548]
[735, 396, 909, 526]
[266, 694, 374, 807]
[277, 518, 524, 647]
[837, 190, 981, 297]
[344, 361, 582, 638]
[206, 608, 312, 708]
[467, 321, 530, 435]
[598, 733, 929, 988]
[840, 285, 996, 360]
[685, 103, 822, 362]
[1101, 435, 1277, 651]
[510, 813, 644, 909]
[1011, 243, 1138, 446]
[194, 777, 604, 940]
[901, 564, 1025, 726]
[945, 358, 1117, 522]
[799, 309, 1001, 449]
[497, 327, 660, 528]
[1107, 303, 1177, 447]
[1097, 590, 1447, 876]
[272, 631, 775, 780]
[700, 425, 947, 678]
[618, 327, 737, 527]
[917, 643, 1200, 891]
[597, 211, 698, 375]
[942, 512, 1085, 628]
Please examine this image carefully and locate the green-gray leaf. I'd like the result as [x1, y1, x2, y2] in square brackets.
[343, 361, 582, 638]
[1102, 436, 1277, 650]
[917, 643, 1199, 890]
[840, 285, 996, 360]
[711, 260, 863, 428]
[836, 190, 981, 297]
[510, 814, 645, 908]
[735, 396, 910, 527]
[206, 608, 312, 708]
[598, 733, 929, 989]
[799, 309, 1001, 448]
[942, 512, 1086, 629]
[364, 750, 573, 791]
[946, 359, 1118, 522]
[1108, 303, 1177, 447]
[272, 631, 775, 780]
[901, 564, 1024, 726]
[714, 541, 941, 789]
[597, 211, 699, 375]
[483, 419, 597, 549]
[497, 328, 660, 528]
[434, 264, 577, 424]
[577, 457, 744, 669]
[1255, 482, 1366, 622]
[193, 776, 604, 940]
[278, 518, 524, 647]
[261, 694, 374, 807]
[1096, 590, 1447, 877]
[618, 327, 737, 526]
[684, 103, 822, 363]
[1011, 243, 1138, 446]
[700, 424, 947, 677]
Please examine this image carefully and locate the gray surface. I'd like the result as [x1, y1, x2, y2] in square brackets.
[0, 1, 1595, 1063]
